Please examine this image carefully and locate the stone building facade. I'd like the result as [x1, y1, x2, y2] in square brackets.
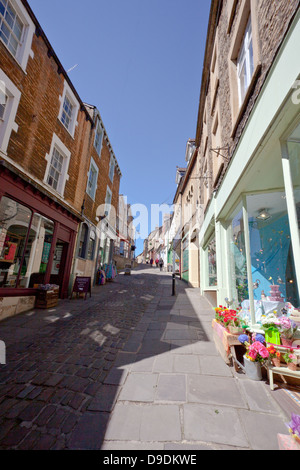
[193, 0, 300, 323]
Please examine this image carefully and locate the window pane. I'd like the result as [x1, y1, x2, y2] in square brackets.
[20, 213, 54, 288]
[229, 207, 248, 307]
[287, 139, 300, 232]
[78, 224, 88, 258]
[0, 2, 6, 17]
[87, 231, 96, 260]
[207, 237, 217, 286]
[0, 197, 31, 288]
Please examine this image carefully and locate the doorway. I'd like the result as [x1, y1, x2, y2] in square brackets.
[50, 239, 68, 295]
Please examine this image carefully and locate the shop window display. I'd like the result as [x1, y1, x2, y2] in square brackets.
[207, 237, 217, 286]
[229, 207, 249, 305]
[0, 196, 54, 289]
[287, 138, 300, 232]
[247, 191, 299, 310]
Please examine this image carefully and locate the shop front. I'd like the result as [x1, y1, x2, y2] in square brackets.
[0, 162, 80, 319]
[199, 14, 300, 324]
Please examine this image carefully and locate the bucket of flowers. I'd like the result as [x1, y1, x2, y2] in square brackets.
[283, 348, 298, 371]
[260, 314, 281, 345]
[238, 333, 269, 380]
[277, 317, 298, 348]
[267, 344, 281, 367]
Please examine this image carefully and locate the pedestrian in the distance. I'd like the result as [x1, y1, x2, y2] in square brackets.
[150, 258, 154, 267]
[155, 258, 159, 268]
[159, 258, 164, 271]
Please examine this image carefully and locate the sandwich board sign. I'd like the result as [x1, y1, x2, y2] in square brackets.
[72, 276, 91, 300]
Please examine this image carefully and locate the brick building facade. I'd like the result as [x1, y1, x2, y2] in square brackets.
[0, 0, 121, 319]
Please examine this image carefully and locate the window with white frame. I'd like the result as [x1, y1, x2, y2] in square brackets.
[44, 134, 71, 196]
[0, 84, 7, 119]
[109, 155, 115, 182]
[0, 70, 21, 153]
[87, 230, 96, 260]
[61, 94, 73, 131]
[237, 18, 254, 105]
[86, 157, 98, 200]
[0, 0, 34, 70]
[0, 0, 23, 57]
[105, 186, 112, 217]
[94, 119, 103, 156]
[58, 81, 79, 138]
[46, 147, 64, 191]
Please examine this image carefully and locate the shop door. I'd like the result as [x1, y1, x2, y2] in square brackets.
[50, 239, 68, 294]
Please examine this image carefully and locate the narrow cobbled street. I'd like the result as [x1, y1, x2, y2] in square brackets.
[0, 266, 290, 450]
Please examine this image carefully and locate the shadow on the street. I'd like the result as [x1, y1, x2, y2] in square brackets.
[0, 264, 212, 450]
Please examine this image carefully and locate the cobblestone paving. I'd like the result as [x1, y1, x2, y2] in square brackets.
[0, 267, 161, 449]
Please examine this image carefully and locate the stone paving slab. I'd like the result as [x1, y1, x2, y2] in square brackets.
[0, 266, 293, 450]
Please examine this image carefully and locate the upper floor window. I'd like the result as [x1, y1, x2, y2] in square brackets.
[237, 18, 254, 105]
[58, 81, 79, 138]
[0, 0, 34, 71]
[47, 147, 64, 192]
[105, 186, 112, 217]
[0, 70, 21, 153]
[94, 120, 103, 156]
[109, 155, 115, 183]
[0, 0, 23, 58]
[86, 157, 98, 200]
[61, 95, 73, 131]
[228, 0, 261, 136]
[44, 133, 71, 196]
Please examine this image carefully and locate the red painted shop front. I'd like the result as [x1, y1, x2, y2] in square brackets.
[0, 162, 80, 299]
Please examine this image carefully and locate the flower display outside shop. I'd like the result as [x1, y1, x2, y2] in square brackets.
[238, 333, 270, 363]
[267, 344, 281, 367]
[278, 317, 298, 340]
[260, 313, 299, 346]
[214, 305, 246, 333]
[283, 348, 298, 370]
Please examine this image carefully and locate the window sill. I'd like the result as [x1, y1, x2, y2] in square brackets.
[231, 62, 262, 138]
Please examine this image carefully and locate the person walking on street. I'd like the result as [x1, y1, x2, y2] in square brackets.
[150, 258, 154, 268]
[159, 258, 164, 271]
[155, 258, 159, 268]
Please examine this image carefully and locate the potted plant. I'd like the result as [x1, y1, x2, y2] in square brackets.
[267, 344, 281, 367]
[278, 317, 298, 347]
[238, 334, 269, 381]
[283, 348, 298, 371]
[261, 314, 281, 345]
[214, 306, 245, 334]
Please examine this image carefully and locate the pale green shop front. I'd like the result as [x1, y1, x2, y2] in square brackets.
[199, 10, 300, 327]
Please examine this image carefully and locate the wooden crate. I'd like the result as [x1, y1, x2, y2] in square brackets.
[35, 287, 59, 309]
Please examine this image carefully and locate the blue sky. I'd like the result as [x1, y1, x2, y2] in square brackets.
[28, 0, 211, 255]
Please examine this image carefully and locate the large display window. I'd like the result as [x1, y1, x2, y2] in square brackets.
[0, 196, 54, 289]
[228, 205, 248, 306]
[207, 236, 217, 287]
[247, 191, 299, 309]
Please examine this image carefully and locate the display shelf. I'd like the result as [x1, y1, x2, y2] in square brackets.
[268, 365, 300, 391]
